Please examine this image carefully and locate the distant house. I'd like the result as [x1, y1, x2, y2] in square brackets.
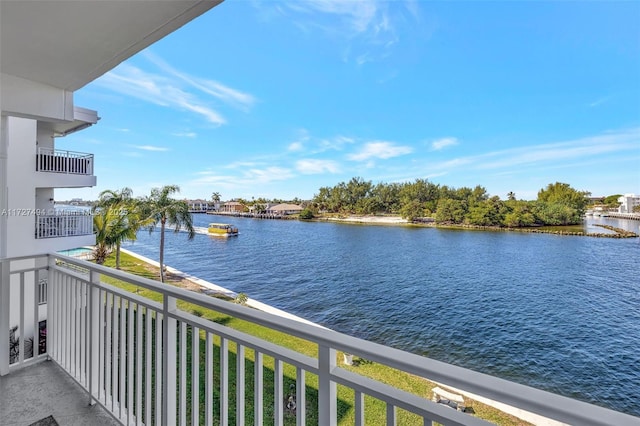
[221, 201, 246, 213]
[186, 199, 210, 212]
[267, 203, 303, 215]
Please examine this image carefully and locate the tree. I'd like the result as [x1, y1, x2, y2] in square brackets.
[142, 185, 195, 283]
[604, 194, 622, 207]
[211, 192, 221, 203]
[92, 205, 137, 265]
[537, 182, 590, 216]
[96, 187, 143, 269]
[503, 201, 535, 227]
[435, 199, 467, 224]
[467, 197, 506, 226]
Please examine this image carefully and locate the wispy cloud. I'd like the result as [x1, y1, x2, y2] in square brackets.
[430, 137, 459, 151]
[261, 1, 419, 65]
[172, 131, 197, 138]
[97, 52, 255, 126]
[588, 96, 611, 108]
[133, 145, 170, 152]
[143, 51, 256, 111]
[99, 64, 226, 125]
[425, 128, 640, 174]
[477, 130, 639, 170]
[296, 159, 341, 174]
[316, 135, 355, 152]
[348, 141, 413, 161]
[284, 128, 310, 152]
[242, 167, 295, 183]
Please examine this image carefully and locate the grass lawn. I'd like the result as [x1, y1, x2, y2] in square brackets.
[96, 250, 531, 425]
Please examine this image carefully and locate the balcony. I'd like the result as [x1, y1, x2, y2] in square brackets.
[35, 212, 93, 239]
[35, 147, 97, 188]
[36, 147, 93, 175]
[1, 254, 637, 426]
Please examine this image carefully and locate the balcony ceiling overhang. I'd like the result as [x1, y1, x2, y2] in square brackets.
[0, 0, 222, 92]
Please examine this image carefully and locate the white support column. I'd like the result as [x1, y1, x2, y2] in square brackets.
[296, 367, 306, 426]
[88, 270, 100, 404]
[0, 259, 9, 375]
[0, 117, 8, 376]
[162, 296, 177, 426]
[318, 344, 337, 426]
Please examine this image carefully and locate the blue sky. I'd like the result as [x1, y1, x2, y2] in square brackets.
[59, 1, 640, 202]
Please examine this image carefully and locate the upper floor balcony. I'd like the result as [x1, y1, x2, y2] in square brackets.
[1, 254, 638, 426]
[36, 147, 94, 175]
[35, 211, 93, 239]
[34, 147, 96, 188]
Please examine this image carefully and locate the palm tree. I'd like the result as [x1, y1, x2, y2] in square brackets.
[211, 192, 221, 212]
[96, 187, 144, 269]
[142, 185, 195, 283]
[92, 206, 137, 265]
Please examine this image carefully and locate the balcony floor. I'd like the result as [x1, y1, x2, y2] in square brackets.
[0, 361, 119, 426]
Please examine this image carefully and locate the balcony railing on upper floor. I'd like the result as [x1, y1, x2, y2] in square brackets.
[36, 147, 94, 175]
[35, 212, 93, 239]
[1, 254, 638, 426]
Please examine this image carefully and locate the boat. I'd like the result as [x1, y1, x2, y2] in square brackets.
[207, 223, 239, 237]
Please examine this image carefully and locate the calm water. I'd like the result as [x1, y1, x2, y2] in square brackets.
[124, 215, 640, 416]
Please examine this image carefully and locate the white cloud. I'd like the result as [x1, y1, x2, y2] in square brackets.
[348, 141, 413, 161]
[264, 1, 417, 65]
[296, 159, 341, 174]
[317, 135, 355, 152]
[99, 64, 226, 125]
[588, 96, 611, 108]
[242, 167, 295, 183]
[143, 51, 256, 111]
[172, 131, 197, 138]
[134, 145, 169, 152]
[430, 137, 459, 151]
[288, 142, 304, 152]
[420, 128, 640, 176]
[476, 129, 640, 170]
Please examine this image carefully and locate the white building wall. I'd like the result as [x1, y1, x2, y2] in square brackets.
[617, 194, 640, 213]
[5, 117, 37, 258]
[1, 96, 96, 354]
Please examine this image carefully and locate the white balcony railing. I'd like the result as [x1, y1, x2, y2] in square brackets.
[35, 212, 93, 239]
[1, 254, 638, 426]
[36, 147, 94, 175]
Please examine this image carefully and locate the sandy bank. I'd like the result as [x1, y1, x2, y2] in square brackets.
[324, 215, 409, 225]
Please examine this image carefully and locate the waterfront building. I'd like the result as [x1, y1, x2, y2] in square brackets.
[267, 203, 304, 215]
[1, 2, 637, 425]
[220, 200, 246, 213]
[186, 199, 212, 212]
[618, 194, 640, 214]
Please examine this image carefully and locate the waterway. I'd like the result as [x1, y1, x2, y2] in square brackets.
[123, 215, 640, 416]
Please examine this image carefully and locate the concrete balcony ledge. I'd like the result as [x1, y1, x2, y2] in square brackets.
[0, 360, 119, 425]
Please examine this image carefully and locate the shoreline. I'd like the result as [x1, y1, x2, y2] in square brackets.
[119, 248, 324, 328]
[315, 215, 638, 237]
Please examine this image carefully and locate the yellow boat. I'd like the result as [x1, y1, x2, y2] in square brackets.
[207, 223, 239, 237]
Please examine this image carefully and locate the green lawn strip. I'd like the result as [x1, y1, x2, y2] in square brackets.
[98, 251, 531, 425]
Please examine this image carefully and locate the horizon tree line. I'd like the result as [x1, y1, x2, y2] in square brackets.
[308, 178, 593, 227]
